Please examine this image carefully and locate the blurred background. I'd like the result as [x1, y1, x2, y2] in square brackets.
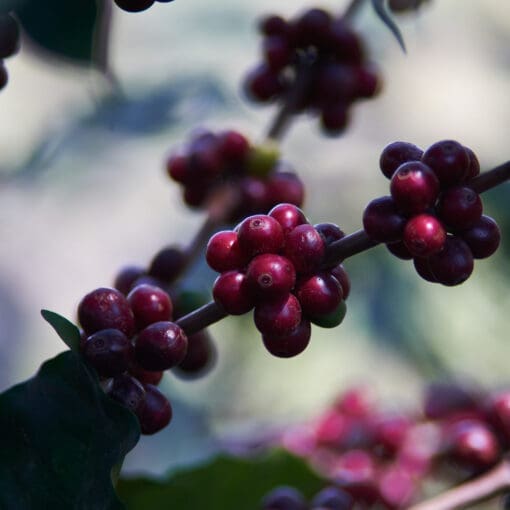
[0, 0, 509, 476]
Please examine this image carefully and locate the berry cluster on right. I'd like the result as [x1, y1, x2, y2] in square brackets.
[113, 0, 174, 13]
[363, 140, 501, 286]
[0, 13, 20, 91]
[206, 204, 350, 358]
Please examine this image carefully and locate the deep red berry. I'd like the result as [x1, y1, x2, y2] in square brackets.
[263, 35, 292, 70]
[83, 329, 133, 377]
[437, 186, 483, 230]
[293, 8, 331, 47]
[237, 214, 284, 257]
[114, 266, 146, 295]
[174, 330, 216, 378]
[148, 246, 185, 283]
[262, 319, 311, 358]
[218, 130, 250, 163]
[427, 236, 474, 286]
[188, 136, 222, 181]
[327, 20, 363, 64]
[464, 147, 480, 181]
[315, 64, 358, 102]
[413, 257, 437, 283]
[206, 230, 247, 272]
[330, 264, 351, 299]
[355, 66, 380, 98]
[390, 161, 439, 214]
[489, 392, 510, 441]
[284, 224, 325, 274]
[379, 141, 424, 179]
[183, 185, 208, 208]
[135, 321, 188, 370]
[269, 203, 307, 235]
[386, 241, 413, 260]
[375, 415, 412, 455]
[259, 15, 289, 37]
[362, 196, 407, 243]
[311, 486, 354, 510]
[254, 293, 302, 336]
[296, 272, 343, 317]
[261, 486, 307, 510]
[403, 214, 446, 257]
[78, 287, 135, 337]
[422, 140, 470, 187]
[212, 271, 254, 315]
[138, 384, 172, 435]
[0, 15, 19, 59]
[166, 153, 189, 183]
[266, 172, 305, 207]
[461, 215, 500, 259]
[246, 254, 296, 300]
[128, 360, 164, 386]
[314, 223, 345, 246]
[244, 64, 285, 102]
[127, 284, 173, 330]
[114, 0, 154, 12]
[109, 374, 146, 414]
[336, 386, 376, 418]
[320, 102, 349, 135]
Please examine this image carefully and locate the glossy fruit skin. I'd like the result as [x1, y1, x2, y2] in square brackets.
[148, 246, 185, 283]
[83, 329, 133, 377]
[0, 14, 20, 59]
[173, 330, 216, 379]
[461, 215, 501, 259]
[269, 203, 307, 235]
[296, 272, 343, 317]
[437, 186, 483, 230]
[284, 224, 325, 274]
[109, 374, 146, 415]
[254, 293, 302, 336]
[379, 141, 423, 179]
[403, 214, 446, 257]
[413, 257, 437, 283]
[262, 319, 311, 358]
[114, 0, 155, 12]
[138, 384, 172, 435]
[427, 236, 474, 286]
[261, 486, 307, 510]
[206, 230, 247, 272]
[330, 264, 351, 299]
[246, 254, 296, 300]
[362, 196, 406, 243]
[78, 287, 135, 338]
[237, 214, 284, 257]
[422, 140, 470, 187]
[135, 321, 188, 370]
[127, 284, 173, 330]
[212, 271, 254, 315]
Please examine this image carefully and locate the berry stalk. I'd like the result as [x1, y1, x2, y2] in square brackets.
[175, 301, 228, 335]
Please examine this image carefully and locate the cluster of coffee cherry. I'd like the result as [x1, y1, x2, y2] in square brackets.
[113, 0, 174, 13]
[260, 382, 510, 509]
[206, 203, 350, 358]
[363, 140, 501, 286]
[166, 129, 304, 219]
[244, 8, 380, 135]
[0, 13, 20, 91]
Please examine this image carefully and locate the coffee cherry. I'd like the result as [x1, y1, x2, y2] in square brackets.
[461, 215, 500, 259]
[237, 214, 284, 257]
[403, 214, 446, 257]
[212, 271, 254, 315]
[148, 246, 185, 283]
[78, 287, 135, 337]
[109, 374, 146, 414]
[311, 486, 354, 510]
[262, 319, 311, 358]
[390, 161, 439, 214]
[293, 8, 332, 47]
[327, 19, 363, 64]
[246, 254, 296, 300]
[237, 177, 270, 216]
[422, 140, 470, 187]
[266, 172, 305, 207]
[114, 266, 146, 295]
[330, 265, 351, 299]
[314, 223, 345, 246]
[413, 257, 437, 283]
[206, 231, 247, 272]
[437, 186, 483, 230]
[363, 196, 406, 243]
[114, 0, 154, 12]
[127, 284, 173, 330]
[375, 415, 411, 455]
[427, 236, 474, 286]
[254, 293, 302, 336]
[0, 62, 7, 91]
[259, 15, 289, 37]
[269, 203, 307, 235]
[135, 321, 188, 370]
[378, 466, 416, 509]
[320, 103, 349, 135]
[489, 391, 510, 441]
[218, 130, 250, 163]
[379, 141, 424, 179]
[310, 300, 347, 328]
[261, 486, 307, 510]
[166, 153, 189, 183]
[315, 64, 358, 103]
[464, 147, 480, 180]
[355, 66, 380, 98]
[173, 330, 216, 378]
[263, 35, 292, 70]
[386, 241, 413, 260]
[296, 272, 343, 317]
[83, 329, 133, 377]
[128, 359, 164, 386]
[0, 14, 19, 59]
[138, 384, 172, 435]
[423, 381, 480, 420]
[284, 224, 325, 274]
[244, 64, 285, 102]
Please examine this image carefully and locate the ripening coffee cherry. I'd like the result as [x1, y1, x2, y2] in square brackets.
[295, 272, 343, 317]
[218, 130, 250, 163]
[83, 329, 133, 377]
[0, 14, 20, 59]
[254, 293, 302, 336]
[311, 486, 354, 510]
[174, 330, 216, 378]
[422, 140, 470, 187]
[327, 19, 364, 64]
[259, 15, 289, 37]
[363, 196, 407, 243]
[386, 241, 413, 260]
[148, 246, 186, 283]
[108, 374, 146, 414]
[489, 391, 510, 441]
[437, 186, 483, 230]
[114, 0, 155, 12]
[355, 66, 380, 98]
[261, 486, 307, 510]
[293, 8, 332, 47]
[114, 266, 146, 295]
[128, 359, 164, 386]
[237, 214, 284, 257]
[330, 264, 351, 299]
[246, 254, 296, 300]
[262, 319, 311, 358]
[461, 215, 501, 259]
[423, 381, 481, 419]
[127, 284, 173, 330]
[314, 223, 345, 246]
[263, 35, 292, 70]
[315, 64, 358, 102]
[403, 214, 446, 257]
[378, 466, 416, 509]
[374, 415, 412, 455]
[464, 147, 480, 180]
[413, 257, 437, 283]
[310, 300, 347, 328]
[269, 203, 307, 235]
[166, 153, 189, 183]
[206, 231, 248, 272]
[78, 287, 135, 337]
[390, 161, 439, 214]
[427, 236, 474, 286]
[320, 103, 349, 135]
[244, 64, 285, 102]
[266, 172, 305, 208]
[379, 141, 424, 179]
[135, 321, 188, 370]
[284, 224, 325, 274]
[212, 271, 254, 315]
[138, 384, 172, 435]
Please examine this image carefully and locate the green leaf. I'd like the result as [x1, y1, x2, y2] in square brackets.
[14, 0, 101, 64]
[41, 309, 81, 352]
[0, 351, 140, 510]
[371, 0, 406, 52]
[117, 450, 325, 510]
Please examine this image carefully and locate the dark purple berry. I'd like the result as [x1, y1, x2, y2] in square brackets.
[464, 147, 480, 181]
[422, 140, 470, 187]
[259, 15, 289, 37]
[148, 246, 186, 283]
[206, 230, 247, 272]
[413, 257, 437, 282]
[403, 214, 446, 257]
[284, 224, 325, 274]
[127, 284, 173, 330]
[261, 486, 307, 510]
[427, 236, 474, 286]
[254, 293, 302, 336]
[135, 321, 188, 370]
[114, 0, 154, 12]
[266, 172, 305, 208]
[83, 329, 133, 377]
[293, 8, 331, 47]
[423, 381, 481, 419]
[174, 330, 216, 378]
[314, 223, 345, 246]
[362, 196, 407, 243]
[327, 20, 363, 64]
[330, 264, 351, 299]
[166, 153, 189, 183]
[263, 35, 292, 70]
[0, 15, 19, 59]
[379, 141, 424, 179]
[212, 271, 254, 315]
[237, 177, 270, 216]
[128, 360, 164, 386]
[237, 214, 284, 257]
[387, 241, 413, 260]
[461, 215, 500, 259]
[320, 102, 349, 135]
[262, 319, 311, 358]
[269, 203, 307, 235]
[109, 374, 146, 414]
[244, 64, 284, 102]
[78, 287, 135, 337]
[114, 266, 146, 295]
[315, 63, 358, 102]
[246, 254, 296, 300]
[437, 186, 483, 230]
[355, 66, 380, 98]
[311, 486, 354, 510]
[138, 384, 172, 435]
[296, 272, 343, 317]
[310, 300, 347, 328]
